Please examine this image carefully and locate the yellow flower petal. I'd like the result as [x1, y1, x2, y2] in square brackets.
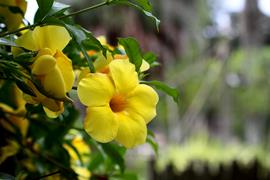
[54, 50, 75, 92]
[97, 35, 107, 45]
[43, 106, 64, 118]
[32, 26, 71, 54]
[115, 112, 147, 148]
[140, 60, 150, 72]
[16, 30, 39, 51]
[42, 66, 66, 98]
[94, 52, 113, 72]
[109, 60, 139, 94]
[78, 73, 115, 106]
[32, 54, 56, 75]
[84, 106, 118, 143]
[126, 84, 158, 124]
[77, 68, 90, 83]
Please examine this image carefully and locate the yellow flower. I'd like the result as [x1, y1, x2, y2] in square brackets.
[78, 60, 158, 148]
[64, 131, 91, 180]
[15, 26, 75, 117]
[0, 0, 27, 31]
[79, 51, 150, 83]
[84, 35, 149, 75]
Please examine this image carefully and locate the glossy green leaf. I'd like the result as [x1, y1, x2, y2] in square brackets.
[35, 0, 54, 22]
[65, 24, 106, 73]
[142, 80, 180, 103]
[47, 2, 70, 17]
[118, 37, 143, 72]
[143, 52, 157, 65]
[132, 0, 152, 12]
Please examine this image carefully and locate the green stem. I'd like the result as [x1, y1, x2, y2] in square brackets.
[0, 0, 110, 37]
[58, 0, 109, 19]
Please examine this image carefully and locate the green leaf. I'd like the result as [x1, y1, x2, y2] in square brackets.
[142, 80, 180, 103]
[146, 130, 158, 155]
[65, 24, 106, 73]
[0, 38, 18, 47]
[118, 37, 143, 72]
[131, 0, 152, 11]
[88, 153, 104, 171]
[100, 143, 126, 173]
[143, 52, 157, 65]
[47, 2, 70, 17]
[111, 0, 160, 30]
[35, 0, 54, 22]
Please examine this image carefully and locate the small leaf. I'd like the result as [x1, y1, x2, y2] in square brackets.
[118, 37, 143, 72]
[143, 52, 157, 65]
[142, 80, 180, 103]
[132, 0, 152, 12]
[146, 130, 158, 155]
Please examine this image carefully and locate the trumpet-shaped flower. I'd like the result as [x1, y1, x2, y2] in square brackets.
[78, 60, 158, 148]
[15, 26, 75, 117]
[0, 0, 27, 31]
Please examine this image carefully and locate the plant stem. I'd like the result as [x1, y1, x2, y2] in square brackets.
[32, 170, 61, 180]
[0, 23, 39, 37]
[0, 0, 109, 37]
[58, 0, 109, 19]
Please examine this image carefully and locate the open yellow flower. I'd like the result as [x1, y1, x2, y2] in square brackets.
[78, 60, 158, 148]
[0, 0, 27, 31]
[15, 26, 75, 117]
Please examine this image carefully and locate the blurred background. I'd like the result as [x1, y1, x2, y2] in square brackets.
[27, 0, 270, 179]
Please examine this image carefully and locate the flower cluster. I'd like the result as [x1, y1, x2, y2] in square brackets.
[11, 25, 159, 148]
[0, 0, 163, 178]
[15, 26, 75, 117]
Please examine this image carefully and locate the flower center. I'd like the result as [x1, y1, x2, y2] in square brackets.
[109, 94, 127, 112]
